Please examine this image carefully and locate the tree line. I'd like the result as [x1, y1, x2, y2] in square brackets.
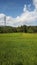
[0, 25, 37, 33]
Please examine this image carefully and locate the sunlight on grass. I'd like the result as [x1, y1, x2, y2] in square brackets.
[0, 33, 37, 65]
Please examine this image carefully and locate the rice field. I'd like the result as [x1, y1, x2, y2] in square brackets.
[0, 33, 37, 65]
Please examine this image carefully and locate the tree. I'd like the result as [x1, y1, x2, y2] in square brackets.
[28, 26, 33, 33]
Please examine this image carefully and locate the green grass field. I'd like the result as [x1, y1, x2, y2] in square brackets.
[0, 33, 37, 65]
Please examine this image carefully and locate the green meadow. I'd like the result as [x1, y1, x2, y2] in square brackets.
[0, 33, 37, 65]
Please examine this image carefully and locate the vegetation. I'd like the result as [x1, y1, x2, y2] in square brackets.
[0, 25, 37, 33]
[0, 33, 37, 65]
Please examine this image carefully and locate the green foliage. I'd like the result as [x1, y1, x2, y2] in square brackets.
[0, 33, 37, 65]
[0, 25, 37, 33]
[27, 26, 33, 33]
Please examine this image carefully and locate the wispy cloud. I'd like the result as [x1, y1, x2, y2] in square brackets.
[0, 0, 37, 27]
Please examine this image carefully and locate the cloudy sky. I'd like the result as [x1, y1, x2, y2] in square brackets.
[0, 0, 37, 27]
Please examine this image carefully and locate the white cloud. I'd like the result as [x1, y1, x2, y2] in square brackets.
[0, 14, 5, 25]
[0, 0, 37, 27]
[33, 0, 37, 9]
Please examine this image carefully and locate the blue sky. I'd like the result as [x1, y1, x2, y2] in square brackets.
[0, 0, 35, 17]
[0, 0, 37, 26]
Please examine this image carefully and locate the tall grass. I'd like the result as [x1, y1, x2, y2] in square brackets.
[0, 33, 37, 65]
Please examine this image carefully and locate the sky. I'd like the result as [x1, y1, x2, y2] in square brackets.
[0, 0, 35, 17]
[0, 0, 37, 27]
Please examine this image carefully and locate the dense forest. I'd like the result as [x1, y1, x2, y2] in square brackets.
[0, 25, 37, 33]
